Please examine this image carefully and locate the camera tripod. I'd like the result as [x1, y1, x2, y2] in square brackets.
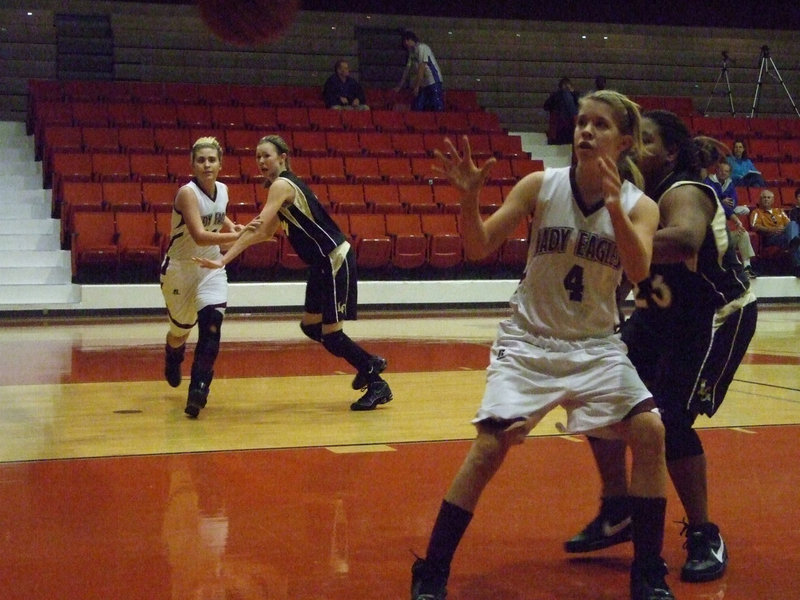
[703, 50, 736, 116]
[750, 45, 800, 118]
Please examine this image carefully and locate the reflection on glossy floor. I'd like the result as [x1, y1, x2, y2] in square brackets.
[0, 307, 798, 599]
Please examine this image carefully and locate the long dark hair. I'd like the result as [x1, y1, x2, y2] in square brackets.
[644, 110, 728, 180]
[732, 138, 750, 159]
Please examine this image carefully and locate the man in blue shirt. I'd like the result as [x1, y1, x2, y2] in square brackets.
[322, 59, 369, 110]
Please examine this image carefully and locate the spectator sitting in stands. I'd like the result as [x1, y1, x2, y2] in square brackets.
[727, 139, 766, 187]
[715, 161, 750, 216]
[543, 77, 579, 145]
[323, 59, 369, 110]
[705, 161, 757, 278]
[750, 189, 800, 276]
[789, 187, 800, 226]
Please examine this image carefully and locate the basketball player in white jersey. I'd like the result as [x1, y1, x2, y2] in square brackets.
[193, 135, 392, 411]
[410, 91, 675, 600]
[160, 137, 244, 418]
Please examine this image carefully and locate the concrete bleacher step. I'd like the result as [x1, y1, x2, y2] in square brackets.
[0, 249, 71, 269]
[2, 265, 73, 285]
[0, 284, 81, 306]
[0, 231, 61, 251]
[0, 190, 53, 219]
[512, 131, 572, 169]
[0, 121, 77, 308]
[0, 218, 59, 235]
[0, 172, 43, 190]
[0, 249, 74, 300]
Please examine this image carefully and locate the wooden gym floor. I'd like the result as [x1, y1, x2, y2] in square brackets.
[0, 307, 798, 599]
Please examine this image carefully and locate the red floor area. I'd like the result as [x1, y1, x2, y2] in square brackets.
[0, 340, 493, 385]
[1, 337, 797, 386]
[0, 426, 797, 599]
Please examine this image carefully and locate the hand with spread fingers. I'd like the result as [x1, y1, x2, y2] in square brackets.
[432, 136, 497, 202]
[597, 154, 624, 210]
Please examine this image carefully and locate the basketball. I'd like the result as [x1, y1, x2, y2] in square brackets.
[196, 0, 299, 46]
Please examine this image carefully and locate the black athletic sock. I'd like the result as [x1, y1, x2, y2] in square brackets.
[600, 495, 631, 522]
[630, 496, 666, 564]
[165, 342, 185, 363]
[321, 330, 372, 373]
[424, 500, 474, 572]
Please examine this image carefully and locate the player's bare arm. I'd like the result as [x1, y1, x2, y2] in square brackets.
[194, 181, 289, 269]
[177, 188, 242, 248]
[652, 186, 714, 264]
[434, 135, 538, 260]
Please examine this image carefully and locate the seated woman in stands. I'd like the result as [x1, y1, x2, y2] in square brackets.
[727, 139, 766, 187]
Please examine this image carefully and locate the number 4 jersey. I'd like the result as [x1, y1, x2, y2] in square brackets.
[509, 166, 645, 340]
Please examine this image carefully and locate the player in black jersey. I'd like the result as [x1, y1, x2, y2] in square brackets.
[195, 135, 392, 411]
[565, 110, 757, 585]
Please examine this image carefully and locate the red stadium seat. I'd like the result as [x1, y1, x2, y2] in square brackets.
[326, 131, 363, 157]
[118, 127, 157, 154]
[129, 153, 169, 183]
[115, 211, 161, 278]
[385, 214, 427, 269]
[421, 214, 462, 269]
[70, 211, 119, 280]
[348, 214, 392, 270]
[102, 181, 143, 212]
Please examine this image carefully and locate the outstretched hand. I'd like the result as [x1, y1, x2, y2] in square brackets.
[432, 136, 496, 197]
[192, 256, 224, 269]
[597, 153, 623, 209]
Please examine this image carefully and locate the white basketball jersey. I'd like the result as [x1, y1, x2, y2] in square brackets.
[166, 180, 229, 262]
[510, 166, 644, 340]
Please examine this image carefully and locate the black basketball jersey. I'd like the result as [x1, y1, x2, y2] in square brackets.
[634, 173, 750, 328]
[276, 170, 347, 265]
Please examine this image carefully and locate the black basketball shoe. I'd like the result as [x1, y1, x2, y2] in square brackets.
[185, 371, 213, 418]
[564, 512, 632, 553]
[351, 356, 387, 390]
[350, 380, 393, 411]
[630, 558, 674, 600]
[411, 557, 448, 600]
[680, 522, 727, 582]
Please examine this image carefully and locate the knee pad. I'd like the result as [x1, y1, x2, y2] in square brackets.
[195, 306, 223, 370]
[664, 421, 704, 461]
[300, 321, 322, 342]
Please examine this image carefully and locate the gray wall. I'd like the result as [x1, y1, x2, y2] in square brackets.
[3, 0, 800, 131]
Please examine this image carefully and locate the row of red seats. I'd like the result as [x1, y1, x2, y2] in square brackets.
[50, 150, 542, 205]
[58, 179, 525, 247]
[70, 209, 530, 282]
[41, 126, 522, 170]
[34, 104, 506, 171]
[731, 161, 800, 186]
[632, 96, 695, 118]
[32, 102, 502, 153]
[703, 137, 800, 163]
[29, 79, 481, 111]
[737, 185, 799, 207]
[61, 180, 515, 218]
[690, 115, 800, 140]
